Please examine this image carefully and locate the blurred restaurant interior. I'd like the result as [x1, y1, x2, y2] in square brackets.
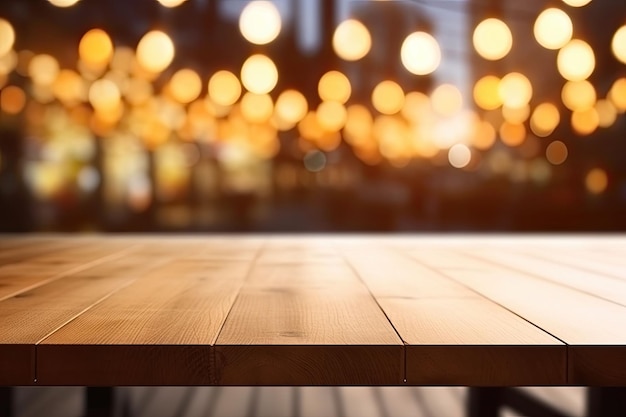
[0, 0, 625, 233]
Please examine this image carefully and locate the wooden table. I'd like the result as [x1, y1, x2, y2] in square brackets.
[1, 235, 626, 416]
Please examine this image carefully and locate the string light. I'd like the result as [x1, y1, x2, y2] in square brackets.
[239, 1, 282, 45]
[136, 31, 175, 73]
[473, 18, 513, 60]
[534, 8, 573, 50]
[333, 19, 372, 61]
[557, 39, 595, 81]
[318, 71, 352, 104]
[401, 31, 441, 75]
[240, 54, 278, 95]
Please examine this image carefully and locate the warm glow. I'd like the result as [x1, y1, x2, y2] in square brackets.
[0, 50, 17, 75]
[401, 31, 441, 75]
[28, 54, 60, 86]
[557, 39, 595, 81]
[561, 80, 596, 111]
[0, 18, 15, 57]
[499, 72, 533, 108]
[316, 101, 347, 132]
[241, 93, 273, 123]
[241, 54, 278, 95]
[448, 144, 471, 168]
[169, 68, 202, 104]
[474, 75, 502, 110]
[208, 70, 241, 107]
[239, 1, 282, 45]
[89, 79, 121, 112]
[571, 108, 599, 135]
[402, 92, 431, 123]
[472, 120, 497, 150]
[586, 168, 607, 195]
[612, 25, 626, 64]
[318, 71, 351, 104]
[344, 104, 373, 144]
[0, 85, 26, 114]
[546, 141, 568, 165]
[275, 90, 308, 125]
[562, 0, 592, 7]
[595, 99, 618, 128]
[48, 0, 81, 7]
[333, 19, 372, 61]
[372, 81, 404, 115]
[534, 8, 573, 50]
[431, 84, 463, 116]
[79, 29, 113, 67]
[609, 78, 626, 112]
[503, 105, 530, 124]
[53, 70, 86, 104]
[156, 0, 187, 7]
[499, 122, 526, 147]
[531, 103, 561, 137]
[473, 18, 513, 60]
[136, 30, 175, 73]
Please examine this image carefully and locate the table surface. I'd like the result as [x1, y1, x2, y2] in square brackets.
[1, 235, 625, 387]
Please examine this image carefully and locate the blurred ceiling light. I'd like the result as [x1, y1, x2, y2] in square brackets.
[561, 80, 596, 111]
[156, 0, 187, 7]
[612, 25, 626, 64]
[136, 31, 175, 73]
[318, 71, 351, 104]
[48, 0, 81, 7]
[333, 19, 372, 61]
[557, 39, 595, 81]
[448, 144, 471, 169]
[241, 92, 273, 123]
[208, 70, 241, 107]
[562, 0, 592, 7]
[275, 90, 308, 125]
[372, 80, 405, 115]
[0, 19, 15, 57]
[79, 29, 114, 67]
[498, 72, 533, 108]
[28, 54, 60, 86]
[473, 18, 513, 60]
[431, 84, 463, 116]
[546, 141, 568, 165]
[316, 101, 347, 132]
[473, 75, 502, 110]
[609, 78, 626, 112]
[401, 31, 441, 75]
[586, 168, 608, 195]
[571, 108, 599, 135]
[534, 8, 573, 50]
[169, 68, 202, 104]
[530, 103, 560, 137]
[239, 1, 282, 45]
[241, 54, 278, 95]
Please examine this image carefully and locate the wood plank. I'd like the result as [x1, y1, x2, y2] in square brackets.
[38, 251, 256, 385]
[401, 243, 626, 385]
[214, 256, 404, 385]
[341, 243, 565, 386]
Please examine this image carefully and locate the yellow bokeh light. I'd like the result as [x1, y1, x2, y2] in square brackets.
[431, 84, 463, 116]
[169, 68, 202, 104]
[503, 104, 530, 124]
[530, 103, 561, 137]
[473, 75, 502, 110]
[53, 69, 86, 104]
[241, 92, 273, 123]
[0, 50, 17, 75]
[124, 77, 153, 106]
[401, 31, 441, 75]
[534, 8, 573, 50]
[563, 0, 592, 7]
[0, 85, 26, 114]
[499, 72, 533, 108]
[612, 25, 626, 64]
[89, 79, 121, 112]
[0, 18, 15, 57]
[571, 108, 599, 135]
[372, 80, 405, 116]
[402, 91, 431, 123]
[157, 0, 188, 7]
[241, 54, 278, 95]
[275, 89, 308, 125]
[316, 101, 347, 132]
[561, 80, 596, 111]
[318, 71, 351, 104]
[239, 1, 282, 45]
[333, 19, 372, 61]
[557, 39, 595, 81]
[28, 54, 60, 86]
[473, 18, 513, 61]
[546, 141, 568, 165]
[136, 30, 175, 73]
[609, 78, 626, 112]
[586, 168, 607, 195]
[499, 122, 526, 147]
[79, 29, 113, 67]
[48, 0, 81, 7]
[448, 144, 471, 169]
[345, 104, 373, 144]
[208, 70, 241, 107]
[472, 120, 497, 150]
[595, 99, 617, 128]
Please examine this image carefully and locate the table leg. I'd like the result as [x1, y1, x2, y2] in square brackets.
[467, 387, 502, 417]
[587, 388, 626, 417]
[85, 387, 115, 417]
[0, 387, 13, 417]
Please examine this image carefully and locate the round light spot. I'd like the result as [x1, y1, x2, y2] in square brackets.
[595, 99, 618, 128]
[534, 8, 573, 50]
[586, 168, 607, 194]
[612, 25, 626, 64]
[499, 72, 533, 108]
[79, 29, 113, 66]
[169, 68, 202, 104]
[0, 85, 26, 114]
[557, 39, 595, 81]
[240, 92, 273, 123]
[239, 1, 282, 45]
[318, 71, 351, 104]
[530, 103, 561, 137]
[304, 151, 327, 172]
[473, 18, 513, 60]
[571, 108, 599, 135]
[275, 90, 308, 125]
[156, 0, 187, 7]
[431, 84, 463, 116]
[28, 54, 60, 86]
[609, 78, 626, 112]
[401, 31, 441, 75]
[546, 141, 568, 165]
[333, 19, 372, 61]
[372, 80, 405, 115]
[241, 54, 278, 95]
[473, 75, 502, 110]
[0, 18, 15, 57]
[562, 0, 592, 7]
[208, 70, 241, 107]
[89, 79, 121, 112]
[136, 31, 175, 73]
[448, 144, 471, 168]
[48, 0, 81, 7]
[316, 101, 347, 132]
[561, 80, 596, 111]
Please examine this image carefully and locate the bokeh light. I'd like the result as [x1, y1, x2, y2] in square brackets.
[448, 144, 471, 168]
[79, 29, 113, 67]
[557, 39, 595, 81]
[208, 70, 241, 107]
[473, 18, 513, 60]
[586, 168, 608, 195]
[609, 78, 626, 112]
[595, 99, 618, 128]
[0, 85, 26, 114]
[318, 71, 351, 104]
[534, 8, 573, 50]
[241, 92, 273, 123]
[316, 101, 347, 132]
[304, 151, 327, 172]
[612, 25, 626, 64]
[431, 84, 463, 116]
[531, 103, 561, 137]
[275, 90, 308, 125]
[372, 80, 405, 115]
[156, 0, 187, 7]
[571, 108, 599, 135]
[28, 54, 60, 86]
[562, 0, 592, 7]
[0, 19, 15, 57]
[499, 72, 533, 108]
[561, 80, 596, 111]
[136, 30, 175, 73]
[546, 141, 568, 165]
[169, 69, 202, 104]
[400, 31, 441, 75]
[499, 122, 526, 147]
[89, 79, 121, 112]
[239, 1, 282, 45]
[474, 75, 502, 110]
[48, 0, 81, 7]
[333, 19, 372, 61]
[241, 54, 278, 95]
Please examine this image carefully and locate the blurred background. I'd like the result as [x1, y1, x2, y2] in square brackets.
[0, 0, 624, 233]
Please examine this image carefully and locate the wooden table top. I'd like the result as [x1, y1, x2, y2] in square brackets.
[1, 235, 625, 387]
